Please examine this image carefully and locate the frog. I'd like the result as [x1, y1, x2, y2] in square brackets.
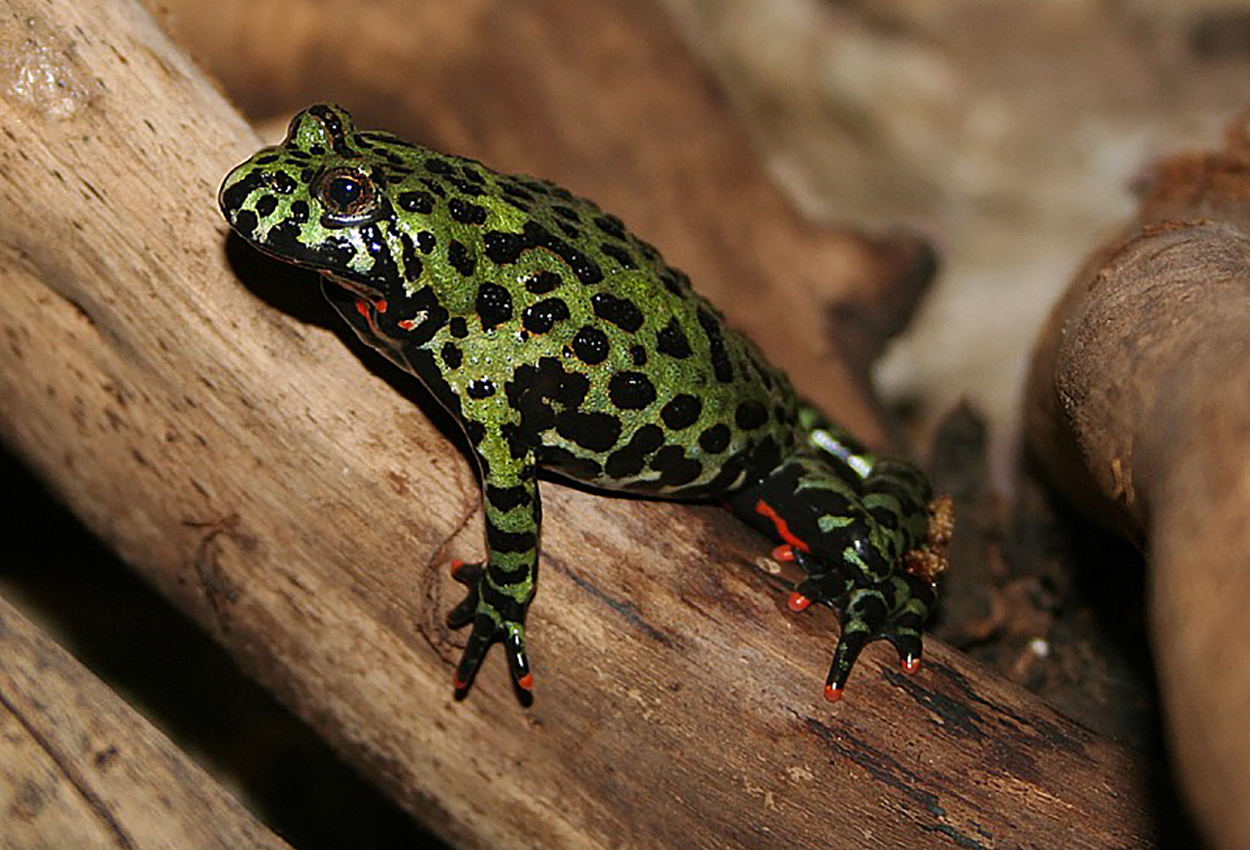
[218, 104, 953, 703]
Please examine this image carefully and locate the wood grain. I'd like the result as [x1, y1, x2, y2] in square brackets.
[0, 0, 1154, 847]
[0, 594, 295, 850]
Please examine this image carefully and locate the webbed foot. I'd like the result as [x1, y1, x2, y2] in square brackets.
[448, 560, 533, 698]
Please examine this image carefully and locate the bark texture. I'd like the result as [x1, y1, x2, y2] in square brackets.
[0, 596, 295, 850]
[1026, 113, 1250, 850]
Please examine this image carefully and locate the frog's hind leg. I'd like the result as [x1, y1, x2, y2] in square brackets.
[752, 441, 942, 701]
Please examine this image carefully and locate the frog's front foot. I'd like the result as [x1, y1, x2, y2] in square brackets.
[447, 560, 533, 698]
[788, 567, 934, 702]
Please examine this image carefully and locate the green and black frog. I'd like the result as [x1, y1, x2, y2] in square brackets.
[219, 104, 953, 702]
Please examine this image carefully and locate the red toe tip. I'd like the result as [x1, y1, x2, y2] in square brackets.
[824, 684, 843, 703]
[772, 544, 796, 563]
[787, 592, 813, 613]
[902, 656, 921, 675]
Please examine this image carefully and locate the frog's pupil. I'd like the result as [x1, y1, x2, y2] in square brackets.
[328, 177, 362, 209]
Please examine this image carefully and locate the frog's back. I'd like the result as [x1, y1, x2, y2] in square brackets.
[412, 158, 803, 497]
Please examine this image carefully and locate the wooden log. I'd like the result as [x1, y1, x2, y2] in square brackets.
[0, 0, 1154, 846]
[1025, 116, 1250, 849]
[0, 594, 294, 849]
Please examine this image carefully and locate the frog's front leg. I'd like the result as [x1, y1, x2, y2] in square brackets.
[447, 432, 540, 698]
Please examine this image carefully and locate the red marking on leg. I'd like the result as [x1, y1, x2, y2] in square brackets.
[902, 656, 921, 675]
[754, 500, 810, 553]
[398, 317, 418, 330]
[772, 544, 795, 563]
[354, 299, 383, 336]
[787, 592, 813, 613]
[375, 299, 388, 313]
[453, 671, 469, 691]
[450, 558, 465, 575]
[517, 672, 534, 691]
[824, 684, 843, 703]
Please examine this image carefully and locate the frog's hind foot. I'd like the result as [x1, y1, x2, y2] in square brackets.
[447, 560, 533, 700]
[790, 569, 934, 702]
[823, 618, 924, 703]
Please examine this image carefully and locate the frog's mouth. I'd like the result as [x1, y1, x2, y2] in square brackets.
[323, 270, 384, 300]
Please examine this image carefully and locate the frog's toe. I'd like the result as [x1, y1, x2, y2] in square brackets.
[503, 623, 533, 692]
[447, 559, 484, 628]
[885, 573, 935, 676]
[824, 622, 870, 702]
[788, 573, 843, 614]
[447, 562, 534, 697]
[452, 614, 496, 695]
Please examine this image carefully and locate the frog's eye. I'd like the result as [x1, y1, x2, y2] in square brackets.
[316, 167, 377, 222]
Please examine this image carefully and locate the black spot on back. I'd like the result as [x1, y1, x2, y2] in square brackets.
[441, 341, 463, 369]
[255, 195, 278, 217]
[735, 400, 769, 431]
[398, 191, 434, 214]
[593, 214, 626, 240]
[650, 445, 703, 487]
[604, 423, 665, 478]
[475, 282, 513, 331]
[661, 394, 702, 430]
[600, 243, 637, 269]
[697, 308, 733, 383]
[556, 411, 622, 453]
[525, 271, 562, 294]
[608, 371, 657, 410]
[656, 318, 692, 359]
[449, 198, 488, 225]
[592, 293, 645, 333]
[448, 240, 476, 276]
[467, 379, 496, 399]
[698, 424, 731, 454]
[522, 298, 571, 334]
[571, 326, 610, 365]
[482, 222, 603, 284]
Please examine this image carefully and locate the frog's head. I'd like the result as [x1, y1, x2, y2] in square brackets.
[218, 104, 403, 301]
